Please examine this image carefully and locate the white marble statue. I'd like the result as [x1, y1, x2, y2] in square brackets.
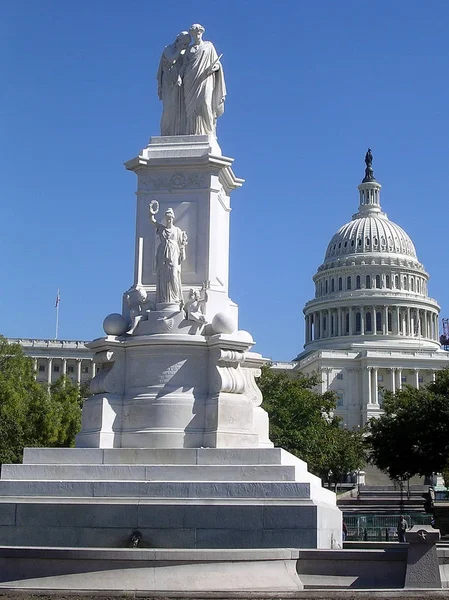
[126, 285, 148, 334]
[182, 24, 226, 135]
[149, 201, 187, 305]
[184, 282, 208, 323]
[156, 31, 191, 136]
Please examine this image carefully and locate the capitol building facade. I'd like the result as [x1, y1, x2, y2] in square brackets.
[290, 152, 449, 428]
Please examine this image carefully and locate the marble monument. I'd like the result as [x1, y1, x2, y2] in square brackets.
[0, 24, 341, 591]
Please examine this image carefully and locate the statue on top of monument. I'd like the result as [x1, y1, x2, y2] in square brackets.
[362, 148, 375, 182]
[156, 24, 226, 137]
[157, 31, 191, 136]
[149, 201, 188, 306]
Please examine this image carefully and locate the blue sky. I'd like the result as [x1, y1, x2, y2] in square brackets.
[1, 1, 449, 361]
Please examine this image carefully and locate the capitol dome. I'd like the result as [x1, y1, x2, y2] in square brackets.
[302, 150, 440, 352]
[324, 214, 417, 262]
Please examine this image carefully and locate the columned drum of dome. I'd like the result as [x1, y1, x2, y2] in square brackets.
[294, 150, 449, 428]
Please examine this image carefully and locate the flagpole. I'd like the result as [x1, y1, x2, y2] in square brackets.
[55, 289, 60, 340]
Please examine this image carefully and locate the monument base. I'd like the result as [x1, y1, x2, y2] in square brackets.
[0, 447, 341, 550]
[0, 548, 304, 591]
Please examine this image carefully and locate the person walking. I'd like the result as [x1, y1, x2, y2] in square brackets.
[397, 515, 407, 542]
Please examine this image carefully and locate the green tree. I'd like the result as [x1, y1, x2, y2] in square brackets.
[0, 337, 88, 464]
[366, 368, 449, 480]
[259, 366, 366, 483]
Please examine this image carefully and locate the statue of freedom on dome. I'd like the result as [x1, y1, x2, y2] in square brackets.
[363, 148, 375, 182]
[156, 24, 226, 137]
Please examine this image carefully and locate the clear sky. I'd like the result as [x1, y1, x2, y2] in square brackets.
[1, 1, 449, 361]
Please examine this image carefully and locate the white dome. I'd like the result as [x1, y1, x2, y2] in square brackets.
[324, 213, 417, 262]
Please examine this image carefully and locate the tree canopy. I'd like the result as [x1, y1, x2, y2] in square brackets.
[366, 368, 449, 481]
[0, 337, 88, 464]
[259, 366, 366, 485]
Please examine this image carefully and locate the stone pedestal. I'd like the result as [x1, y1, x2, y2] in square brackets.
[404, 525, 441, 588]
[0, 447, 341, 551]
[76, 332, 270, 449]
[123, 135, 243, 326]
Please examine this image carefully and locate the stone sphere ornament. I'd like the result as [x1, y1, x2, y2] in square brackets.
[211, 312, 236, 335]
[103, 313, 128, 336]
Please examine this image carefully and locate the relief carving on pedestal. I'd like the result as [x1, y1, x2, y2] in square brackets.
[139, 172, 206, 191]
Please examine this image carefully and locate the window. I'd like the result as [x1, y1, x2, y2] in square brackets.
[323, 316, 327, 333]
[388, 311, 392, 332]
[366, 312, 372, 332]
[38, 365, 45, 372]
[53, 365, 60, 373]
[365, 275, 371, 289]
[68, 366, 74, 373]
[378, 375, 383, 382]
[410, 279, 414, 291]
[395, 275, 399, 288]
[401, 376, 407, 383]
[331, 279, 335, 292]
[325, 280, 328, 294]
[419, 376, 424, 383]
[366, 237, 370, 246]
[356, 275, 361, 289]
[336, 373, 343, 380]
[375, 275, 381, 288]
[403, 276, 408, 290]
[356, 311, 361, 332]
[376, 311, 382, 331]
[386, 275, 390, 288]
[345, 312, 350, 334]
[331, 315, 334, 335]
[338, 277, 342, 291]
[347, 276, 351, 290]
[336, 395, 344, 407]
[83, 366, 89, 374]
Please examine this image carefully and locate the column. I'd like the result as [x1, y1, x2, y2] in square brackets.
[349, 307, 354, 335]
[383, 306, 388, 335]
[414, 369, 419, 389]
[62, 358, 67, 377]
[360, 307, 365, 335]
[92, 361, 96, 377]
[76, 359, 82, 385]
[327, 309, 331, 337]
[372, 367, 379, 405]
[319, 311, 323, 340]
[390, 368, 396, 394]
[406, 307, 411, 336]
[396, 368, 402, 390]
[337, 308, 342, 336]
[395, 306, 400, 335]
[33, 358, 38, 373]
[432, 371, 436, 383]
[47, 357, 53, 386]
[372, 306, 377, 335]
[367, 368, 372, 404]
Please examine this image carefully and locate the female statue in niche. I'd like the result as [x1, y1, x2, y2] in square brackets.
[180, 23, 226, 135]
[149, 201, 188, 306]
[156, 31, 191, 136]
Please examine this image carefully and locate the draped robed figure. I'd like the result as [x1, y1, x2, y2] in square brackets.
[181, 24, 226, 136]
[156, 32, 190, 136]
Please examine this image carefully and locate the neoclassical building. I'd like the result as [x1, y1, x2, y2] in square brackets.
[8, 338, 95, 385]
[292, 152, 449, 428]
